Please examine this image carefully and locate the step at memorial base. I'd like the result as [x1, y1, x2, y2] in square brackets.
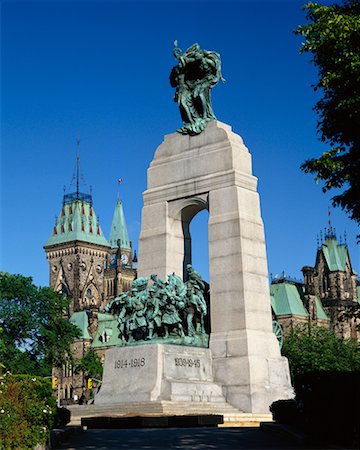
[68, 401, 272, 426]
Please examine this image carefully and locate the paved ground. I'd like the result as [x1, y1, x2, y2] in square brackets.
[55, 426, 330, 450]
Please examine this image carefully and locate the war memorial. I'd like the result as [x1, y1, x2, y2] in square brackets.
[70, 41, 293, 422]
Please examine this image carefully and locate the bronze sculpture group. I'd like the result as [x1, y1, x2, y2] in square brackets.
[103, 265, 208, 346]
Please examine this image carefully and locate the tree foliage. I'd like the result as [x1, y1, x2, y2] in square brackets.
[295, 1, 360, 224]
[0, 273, 80, 375]
[282, 325, 360, 379]
[75, 349, 103, 380]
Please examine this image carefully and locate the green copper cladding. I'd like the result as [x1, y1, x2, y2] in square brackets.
[170, 40, 224, 135]
[70, 311, 91, 339]
[314, 297, 330, 321]
[109, 199, 131, 249]
[44, 193, 110, 248]
[270, 282, 309, 317]
[321, 237, 348, 272]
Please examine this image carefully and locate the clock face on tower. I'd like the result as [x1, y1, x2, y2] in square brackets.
[121, 254, 129, 265]
[110, 254, 117, 268]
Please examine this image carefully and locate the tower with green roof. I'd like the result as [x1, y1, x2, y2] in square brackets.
[44, 188, 111, 314]
[103, 197, 135, 300]
[302, 225, 359, 339]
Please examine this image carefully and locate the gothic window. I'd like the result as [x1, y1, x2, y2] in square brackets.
[344, 263, 353, 294]
[321, 272, 330, 297]
[83, 283, 99, 306]
[62, 284, 69, 297]
[322, 275, 327, 295]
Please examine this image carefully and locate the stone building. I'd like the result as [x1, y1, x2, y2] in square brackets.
[271, 226, 359, 340]
[44, 184, 136, 404]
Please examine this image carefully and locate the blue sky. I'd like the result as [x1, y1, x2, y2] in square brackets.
[1, 0, 358, 287]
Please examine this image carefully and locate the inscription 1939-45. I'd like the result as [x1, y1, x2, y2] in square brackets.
[174, 357, 200, 368]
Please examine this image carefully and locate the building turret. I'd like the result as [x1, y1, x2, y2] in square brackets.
[104, 197, 135, 299]
[109, 199, 131, 250]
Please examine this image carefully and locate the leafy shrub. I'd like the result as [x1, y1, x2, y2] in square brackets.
[282, 325, 360, 379]
[0, 373, 56, 449]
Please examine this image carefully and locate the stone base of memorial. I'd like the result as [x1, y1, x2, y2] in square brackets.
[94, 344, 226, 405]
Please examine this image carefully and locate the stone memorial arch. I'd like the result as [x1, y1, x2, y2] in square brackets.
[91, 42, 292, 418]
[138, 121, 292, 413]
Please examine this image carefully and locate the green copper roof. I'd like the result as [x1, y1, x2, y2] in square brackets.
[70, 311, 91, 339]
[321, 237, 347, 272]
[91, 313, 123, 348]
[108, 199, 131, 249]
[270, 282, 309, 317]
[314, 297, 330, 321]
[44, 197, 110, 248]
[357, 286, 360, 304]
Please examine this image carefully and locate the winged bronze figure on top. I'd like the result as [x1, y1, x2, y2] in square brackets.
[170, 41, 225, 136]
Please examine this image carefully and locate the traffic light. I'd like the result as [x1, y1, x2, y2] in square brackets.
[87, 378, 93, 390]
[52, 377, 58, 389]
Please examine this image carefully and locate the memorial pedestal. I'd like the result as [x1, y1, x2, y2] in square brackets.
[95, 344, 225, 405]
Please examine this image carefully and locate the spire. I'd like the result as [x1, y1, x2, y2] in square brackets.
[76, 137, 80, 199]
[63, 138, 92, 205]
[109, 195, 131, 249]
[324, 206, 336, 240]
[44, 140, 110, 249]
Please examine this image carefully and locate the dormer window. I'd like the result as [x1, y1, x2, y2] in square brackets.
[100, 328, 112, 343]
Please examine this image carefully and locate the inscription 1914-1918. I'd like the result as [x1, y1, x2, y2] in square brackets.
[114, 357, 145, 369]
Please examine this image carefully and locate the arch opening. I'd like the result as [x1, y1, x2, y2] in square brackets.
[182, 207, 210, 283]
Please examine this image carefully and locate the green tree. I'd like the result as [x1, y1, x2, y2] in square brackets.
[75, 349, 103, 380]
[295, 1, 360, 225]
[0, 273, 80, 375]
[282, 325, 360, 379]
